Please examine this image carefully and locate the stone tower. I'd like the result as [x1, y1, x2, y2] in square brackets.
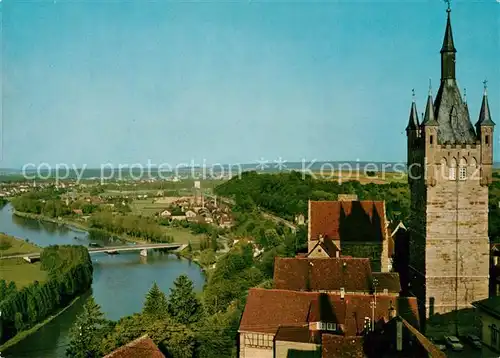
[406, 7, 494, 326]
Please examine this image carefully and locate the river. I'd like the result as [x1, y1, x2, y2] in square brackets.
[0, 204, 205, 358]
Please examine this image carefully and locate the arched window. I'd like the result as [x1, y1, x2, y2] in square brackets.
[470, 157, 478, 167]
[440, 158, 448, 180]
[459, 157, 467, 180]
[449, 158, 457, 180]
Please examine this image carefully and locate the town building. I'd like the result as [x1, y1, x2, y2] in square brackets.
[406, 6, 493, 325]
[307, 198, 390, 272]
[472, 296, 500, 353]
[238, 288, 429, 358]
[273, 257, 400, 296]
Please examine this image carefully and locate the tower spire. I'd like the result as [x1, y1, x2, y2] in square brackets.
[441, 1, 456, 80]
[406, 89, 420, 131]
[422, 83, 438, 126]
[476, 79, 495, 127]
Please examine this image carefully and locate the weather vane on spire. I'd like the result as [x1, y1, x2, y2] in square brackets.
[428, 79, 432, 95]
[444, 0, 451, 12]
[412, 88, 416, 101]
[483, 79, 488, 94]
[463, 88, 467, 103]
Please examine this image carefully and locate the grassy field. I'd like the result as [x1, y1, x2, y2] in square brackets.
[161, 226, 205, 250]
[0, 233, 41, 256]
[0, 258, 48, 288]
[130, 199, 172, 217]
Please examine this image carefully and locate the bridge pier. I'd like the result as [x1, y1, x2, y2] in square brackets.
[140, 249, 148, 257]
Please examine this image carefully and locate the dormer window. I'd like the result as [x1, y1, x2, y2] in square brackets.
[316, 322, 337, 332]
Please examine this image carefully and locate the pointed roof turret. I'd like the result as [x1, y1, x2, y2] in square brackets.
[406, 89, 419, 131]
[422, 80, 438, 126]
[441, 6, 456, 54]
[476, 80, 495, 127]
[440, 4, 457, 81]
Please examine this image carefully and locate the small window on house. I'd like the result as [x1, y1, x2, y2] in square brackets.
[430, 135, 434, 145]
[486, 135, 490, 145]
[326, 322, 337, 331]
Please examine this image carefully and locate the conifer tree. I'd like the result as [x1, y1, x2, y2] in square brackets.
[66, 296, 107, 358]
[143, 282, 168, 316]
[167, 275, 203, 325]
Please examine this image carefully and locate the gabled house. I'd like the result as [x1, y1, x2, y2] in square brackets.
[159, 210, 171, 218]
[472, 296, 500, 353]
[273, 257, 401, 296]
[307, 200, 390, 272]
[238, 288, 419, 358]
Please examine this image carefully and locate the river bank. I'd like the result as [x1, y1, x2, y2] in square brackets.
[0, 296, 82, 352]
[0, 203, 206, 358]
[12, 210, 89, 233]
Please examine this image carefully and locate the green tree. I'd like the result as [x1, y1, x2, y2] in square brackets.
[14, 312, 24, 331]
[66, 296, 108, 358]
[0, 238, 12, 258]
[167, 275, 203, 325]
[143, 282, 168, 316]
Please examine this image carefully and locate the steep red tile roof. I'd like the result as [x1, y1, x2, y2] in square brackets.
[275, 326, 321, 344]
[274, 257, 373, 292]
[307, 237, 340, 257]
[104, 335, 165, 358]
[400, 319, 446, 358]
[322, 335, 366, 358]
[309, 201, 387, 243]
[372, 272, 401, 294]
[239, 288, 419, 336]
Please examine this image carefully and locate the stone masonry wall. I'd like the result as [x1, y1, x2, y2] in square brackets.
[424, 148, 490, 317]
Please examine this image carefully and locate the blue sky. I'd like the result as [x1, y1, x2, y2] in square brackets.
[1, 0, 499, 168]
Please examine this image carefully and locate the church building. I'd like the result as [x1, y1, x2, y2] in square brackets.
[406, 6, 494, 326]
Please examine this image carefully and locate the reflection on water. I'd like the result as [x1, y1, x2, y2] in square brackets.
[0, 204, 205, 358]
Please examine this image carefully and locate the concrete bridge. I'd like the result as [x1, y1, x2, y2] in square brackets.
[1, 243, 186, 263]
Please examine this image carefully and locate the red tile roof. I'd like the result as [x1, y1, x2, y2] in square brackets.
[307, 237, 340, 257]
[273, 257, 401, 294]
[322, 335, 366, 358]
[309, 201, 387, 243]
[275, 326, 321, 344]
[273, 257, 373, 292]
[372, 272, 401, 294]
[239, 288, 419, 336]
[103, 335, 165, 358]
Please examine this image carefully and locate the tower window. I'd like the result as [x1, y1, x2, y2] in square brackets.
[486, 135, 490, 145]
[430, 135, 434, 145]
[449, 167, 456, 180]
[459, 167, 467, 180]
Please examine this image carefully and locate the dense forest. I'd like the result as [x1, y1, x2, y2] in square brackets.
[215, 171, 500, 243]
[215, 171, 411, 222]
[0, 245, 93, 344]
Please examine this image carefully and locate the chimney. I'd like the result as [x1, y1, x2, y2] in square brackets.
[335, 250, 340, 258]
[389, 301, 397, 319]
[396, 319, 403, 351]
[338, 194, 359, 201]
